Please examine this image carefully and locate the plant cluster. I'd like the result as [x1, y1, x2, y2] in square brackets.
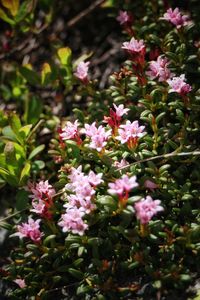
[0, 0, 200, 299]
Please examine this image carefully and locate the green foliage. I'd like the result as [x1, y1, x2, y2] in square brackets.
[0, 112, 45, 187]
[0, 0, 200, 299]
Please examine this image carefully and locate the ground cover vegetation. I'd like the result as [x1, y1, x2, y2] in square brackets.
[0, 0, 200, 299]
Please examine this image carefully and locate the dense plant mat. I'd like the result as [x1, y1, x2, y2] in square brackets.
[0, 0, 200, 299]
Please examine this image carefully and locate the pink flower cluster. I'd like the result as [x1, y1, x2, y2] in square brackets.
[14, 217, 43, 243]
[122, 37, 146, 66]
[83, 122, 112, 152]
[108, 174, 138, 204]
[146, 56, 172, 82]
[167, 74, 192, 96]
[58, 207, 88, 236]
[58, 104, 145, 151]
[74, 61, 90, 84]
[134, 196, 163, 224]
[145, 55, 191, 97]
[59, 120, 79, 140]
[28, 180, 56, 219]
[104, 104, 130, 134]
[116, 120, 146, 149]
[162, 8, 190, 28]
[59, 120, 82, 145]
[59, 166, 103, 235]
[122, 37, 145, 54]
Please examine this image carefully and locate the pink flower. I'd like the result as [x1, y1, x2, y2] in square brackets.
[74, 61, 90, 83]
[146, 56, 172, 82]
[88, 170, 103, 186]
[83, 123, 111, 152]
[13, 217, 43, 243]
[14, 279, 26, 288]
[116, 10, 131, 25]
[114, 159, 129, 169]
[60, 120, 79, 141]
[64, 166, 102, 214]
[31, 199, 45, 215]
[104, 104, 129, 134]
[144, 180, 158, 191]
[108, 174, 138, 204]
[58, 207, 88, 235]
[75, 182, 96, 201]
[167, 74, 192, 95]
[134, 196, 163, 224]
[113, 104, 130, 118]
[161, 8, 190, 28]
[64, 195, 95, 214]
[82, 122, 98, 137]
[116, 120, 145, 148]
[28, 180, 55, 219]
[29, 180, 55, 201]
[122, 37, 145, 54]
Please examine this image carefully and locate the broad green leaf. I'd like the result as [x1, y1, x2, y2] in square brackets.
[4, 141, 16, 166]
[41, 63, 52, 85]
[0, 154, 6, 168]
[32, 160, 45, 170]
[25, 97, 43, 125]
[1, 126, 18, 142]
[16, 189, 29, 210]
[57, 47, 72, 66]
[19, 161, 31, 185]
[19, 66, 40, 85]
[28, 144, 45, 160]
[13, 142, 26, 159]
[19, 124, 32, 140]
[8, 114, 23, 144]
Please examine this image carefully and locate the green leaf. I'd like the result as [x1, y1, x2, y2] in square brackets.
[19, 161, 31, 185]
[19, 66, 40, 85]
[8, 113, 24, 144]
[32, 160, 45, 170]
[25, 96, 43, 125]
[0, 167, 18, 186]
[76, 284, 91, 295]
[9, 113, 21, 132]
[16, 189, 29, 210]
[0, 167, 10, 177]
[0, 8, 15, 24]
[28, 144, 45, 160]
[13, 142, 26, 159]
[57, 47, 72, 65]
[4, 141, 16, 165]
[19, 124, 32, 140]
[41, 63, 52, 85]
[0, 154, 6, 168]
[68, 268, 84, 279]
[43, 235, 56, 246]
[0, 221, 13, 230]
[2, 126, 18, 142]
[15, 0, 29, 22]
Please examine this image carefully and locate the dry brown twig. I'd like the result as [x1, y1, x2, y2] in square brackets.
[66, 0, 106, 28]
